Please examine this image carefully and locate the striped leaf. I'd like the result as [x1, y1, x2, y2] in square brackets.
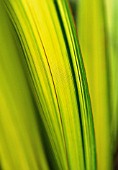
[77, 0, 112, 170]
[1, 0, 96, 170]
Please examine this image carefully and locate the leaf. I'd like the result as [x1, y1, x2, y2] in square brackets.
[1, 0, 96, 170]
[106, 0, 118, 148]
[0, 1, 49, 170]
[77, 0, 112, 170]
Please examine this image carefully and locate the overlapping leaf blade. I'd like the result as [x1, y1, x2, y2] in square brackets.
[0, 0, 96, 170]
[77, 0, 112, 170]
[0, 1, 49, 170]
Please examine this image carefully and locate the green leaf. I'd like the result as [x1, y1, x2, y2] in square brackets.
[0, 1, 49, 170]
[1, 0, 96, 170]
[105, 0, 118, 148]
[77, 0, 112, 170]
